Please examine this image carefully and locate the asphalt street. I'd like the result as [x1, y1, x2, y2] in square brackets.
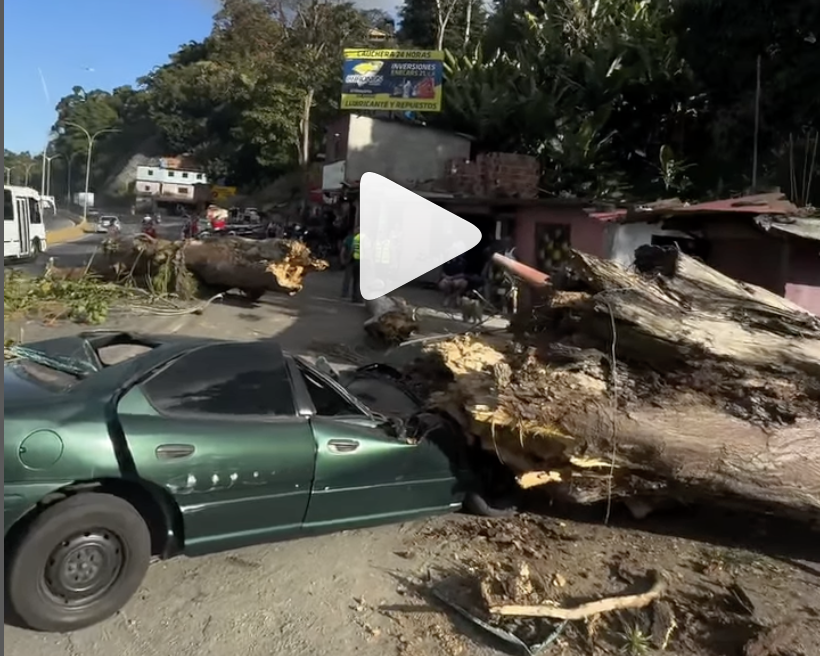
[6, 215, 185, 275]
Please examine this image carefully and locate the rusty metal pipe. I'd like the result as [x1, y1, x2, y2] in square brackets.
[491, 253, 550, 288]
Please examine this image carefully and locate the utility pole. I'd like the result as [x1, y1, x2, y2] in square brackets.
[751, 55, 762, 192]
[65, 152, 81, 204]
[24, 163, 37, 186]
[61, 121, 119, 219]
[45, 154, 62, 196]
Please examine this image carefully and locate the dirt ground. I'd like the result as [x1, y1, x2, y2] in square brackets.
[396, 508, 819, 656]
[4, 269, 819, 656]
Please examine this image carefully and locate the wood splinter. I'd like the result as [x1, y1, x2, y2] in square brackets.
[489, 570, 666, 620]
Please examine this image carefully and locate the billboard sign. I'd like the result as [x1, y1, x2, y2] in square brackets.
[341, 49, 444, 112]
[210, 185, 237, 202]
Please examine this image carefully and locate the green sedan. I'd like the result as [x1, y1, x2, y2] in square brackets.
[5, 331, 510, 632]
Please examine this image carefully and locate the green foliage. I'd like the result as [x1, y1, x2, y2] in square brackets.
[398, 0, 488, 53]
[4, 150, 42, 187]
[14, 0, 389, 195]
[434, 0, 819, 200]
[439, 0, 696, 198]
[9, 0, 814, 202]
[4, 269, 130, 325]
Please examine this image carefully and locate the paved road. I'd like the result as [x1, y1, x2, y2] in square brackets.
[44, 212, 75, 233]
[6, 216, 185, 275]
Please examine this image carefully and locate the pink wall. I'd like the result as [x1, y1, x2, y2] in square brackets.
[514, 206, 606, 268]
[785, 239, 820, 315]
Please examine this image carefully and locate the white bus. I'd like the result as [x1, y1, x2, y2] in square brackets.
[4, 185, 49, 261]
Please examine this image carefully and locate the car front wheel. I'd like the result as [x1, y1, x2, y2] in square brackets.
[6, 493, 151, 632]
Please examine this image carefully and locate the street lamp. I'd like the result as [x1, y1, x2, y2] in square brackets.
[65, 152, 82, 205]
[4, 167, 12, 184]
[24, 163, 37, 186]
[62, 121, 119, 220]
[40, 131, 58, 199]
[44, 154, 63, 196]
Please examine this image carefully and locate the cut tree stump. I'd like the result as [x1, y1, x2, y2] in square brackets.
[419, 246, 820, 523]
[364, 296, 419, 345]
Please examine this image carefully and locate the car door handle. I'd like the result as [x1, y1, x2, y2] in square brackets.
[156, 444, 195, 459]
[327, 439, 359, 454]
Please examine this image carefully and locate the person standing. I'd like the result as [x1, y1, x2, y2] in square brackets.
[340, 230, 355, 298]
[350, 229, 362, 302]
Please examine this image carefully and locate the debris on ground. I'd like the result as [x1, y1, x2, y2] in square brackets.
[391, 512, 819, 656]
[409, 246, 820, 523]
[364, 296, 419, 345]
[5, 267, 137, 324]
[3, 266, 203, 326]
[50, 235, 328, 300]
[482, 566, 666, 619]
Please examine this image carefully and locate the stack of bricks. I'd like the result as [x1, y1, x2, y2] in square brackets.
[477, 153, 540, 199]
[444, 158, 483, 196]
[444, 153, 540, 198]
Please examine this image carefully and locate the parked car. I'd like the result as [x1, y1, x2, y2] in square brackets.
[4, 332, 512, 632]
[96, 215, 121, 234]
[198, 223, 268, 239]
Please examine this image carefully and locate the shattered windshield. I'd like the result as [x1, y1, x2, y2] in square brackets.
[6, 358, 81, 392]
[8, 345, 97, 378]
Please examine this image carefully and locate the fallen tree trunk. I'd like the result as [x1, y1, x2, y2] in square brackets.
[364, 296, 419, 345]
[91, 235, 328, 298]
[420, 246, 820, 523]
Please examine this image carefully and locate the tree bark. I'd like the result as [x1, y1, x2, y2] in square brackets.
[423, 246, 820, 522]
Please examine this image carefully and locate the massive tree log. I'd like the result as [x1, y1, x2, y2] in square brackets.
[364, 296, 419, 345]
[420, 246, 820, 522]
[93, 235, 328, 299]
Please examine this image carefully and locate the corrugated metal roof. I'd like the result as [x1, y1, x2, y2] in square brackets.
[622, 193, 799, 222]
[588, 209, 627, 222]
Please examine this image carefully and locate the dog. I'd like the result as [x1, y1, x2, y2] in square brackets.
[459, 296, 484, 324]
[440, 275, 469, 308]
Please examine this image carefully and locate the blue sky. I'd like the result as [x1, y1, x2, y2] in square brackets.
[3, 0, 216, 153]
[4, 0, 402, 154]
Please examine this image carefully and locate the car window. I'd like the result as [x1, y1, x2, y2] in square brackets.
[299, 366, 366, 417]
[4, 190, 13, 221]
[142, 343, 295, 417]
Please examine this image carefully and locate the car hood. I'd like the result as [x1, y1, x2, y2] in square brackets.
[8, 332, 212, 376]
[4, 361, 58, 403]
[9, 336, 101, 373]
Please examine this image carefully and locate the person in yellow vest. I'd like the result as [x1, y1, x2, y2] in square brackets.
[350, 230, 362, 302]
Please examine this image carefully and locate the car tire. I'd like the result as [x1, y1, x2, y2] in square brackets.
[6, 493, 151, 632]
[462, 492, 517, 518]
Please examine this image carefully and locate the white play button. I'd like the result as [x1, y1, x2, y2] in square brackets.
[358, 172, 482, 300]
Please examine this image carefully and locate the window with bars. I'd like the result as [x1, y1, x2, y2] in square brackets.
[534, 223, 572, 272]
